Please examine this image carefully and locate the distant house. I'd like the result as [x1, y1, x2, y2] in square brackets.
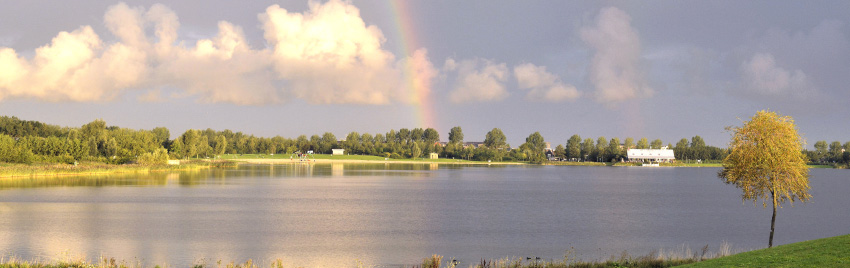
[429, 152, 439, 159]
[332, 149, 345, 155]
[627, 148, 675, 163]
[463, 142, 485, 148]
[546, 150, 560, 161]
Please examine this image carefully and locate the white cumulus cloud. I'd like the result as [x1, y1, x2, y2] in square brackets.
[514, 63, 580, 102]
[0, 25, 142, 102]
[740, 52, 813, 98]
[0, 0, 435, 106]
[261, 1, 403, 105]
[445, 58, 509, 103]
[580, 7, 652, 104]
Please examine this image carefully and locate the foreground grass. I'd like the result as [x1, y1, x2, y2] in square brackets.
[0, 243, 727, 268]
[0, 256, 695, 268]
[680, 234, 850, 268]
[2, 235, 846, 267]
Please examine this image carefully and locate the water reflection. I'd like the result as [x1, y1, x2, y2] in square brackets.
[0, 163, 465, 190]
[4, 165, 841, 267]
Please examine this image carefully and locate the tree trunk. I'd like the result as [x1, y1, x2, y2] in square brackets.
[769, 198, 777, 248]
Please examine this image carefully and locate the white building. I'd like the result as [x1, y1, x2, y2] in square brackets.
[627, 148, 675, 163]
[332, 149, 345, 155]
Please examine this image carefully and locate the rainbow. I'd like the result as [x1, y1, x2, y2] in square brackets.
[389, 0, 437, 131]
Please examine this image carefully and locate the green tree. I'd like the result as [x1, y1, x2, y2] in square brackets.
[411, 128, 425, 142]
[295, 135, 309, 152]
[214, 135, 227, 157]
[398, 128, 411, 143]
[81, 119, 108, 157]
[182, 129, 200, 159]
[152, 127, 170, 148]
[319, 132, 337, 154]
[607, 138, 621, 161]
[719, 110, 810, 248]
[448, 126, 464, 144]
[676, 138, 689, 150]
[444, 142, 460, 158]
[522, 132, 546, 163]
[361, 133, 375, 155]
[0, 134, 33, 164]
[554, 144, 566, 159]
[309, 135, 321, 152]
[675, 138, 690, 160]
[525, 132, 546, 152]
[566, 135, 582, 160]
[484, 128, 507, 149]
[813, 141, 827, 162]
[464, 146, 475, 160]
[423, 128, 440, 144]
[595, 136, 607, 161]
[844, 141, 850, 164]
[828, 141, 843, 162]
[691, 135, 706, 148]
[411, 142, 422, 159]
[581, 138, 595, 161]
[637, 138, 649, 149]
[345, 132, 362, 154]
[104, 137, 118, 158]
[169, 138, 183, 159]
[624, 137, 634, 150]
[198, 135, 211, 157]
[81, 119, 107, 142]
[651, 139, 663, 149]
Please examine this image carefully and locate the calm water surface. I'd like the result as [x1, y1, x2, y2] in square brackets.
[0, 164, 848, 267]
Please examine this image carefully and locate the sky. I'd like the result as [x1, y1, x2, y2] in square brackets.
[1, 1, 848, 148]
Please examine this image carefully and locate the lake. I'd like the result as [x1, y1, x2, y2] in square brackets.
[0, 163, 848, 267]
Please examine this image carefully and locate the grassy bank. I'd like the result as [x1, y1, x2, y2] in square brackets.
[3, 154, 837, 179]
[680, 234, 850, 268]
[0, 161, 218, 178]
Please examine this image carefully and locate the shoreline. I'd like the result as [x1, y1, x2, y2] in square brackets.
[237, 158, 525, 165]
[0, 158, 836, 179]
[0, 162, 213, 179]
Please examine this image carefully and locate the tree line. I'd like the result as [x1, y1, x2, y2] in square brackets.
[0, 116, 169, 164]
[806, 140, 850, 165]
[1, 116, 845, 166]
[545, 134, 727, 163]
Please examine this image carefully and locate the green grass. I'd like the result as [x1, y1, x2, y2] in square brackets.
[0, 161, 212, 178]
[2, 235, 848, 267]
[679, 234, 850, 268]
[806, 164, 834, 169]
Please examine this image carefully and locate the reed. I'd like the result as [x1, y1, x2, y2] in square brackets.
[0, 161, 213, 178]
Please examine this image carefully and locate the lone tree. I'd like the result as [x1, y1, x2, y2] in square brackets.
[719, 110, 811, 248]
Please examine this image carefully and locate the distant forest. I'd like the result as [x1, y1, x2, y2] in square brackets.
[0, 116, 847, 166]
